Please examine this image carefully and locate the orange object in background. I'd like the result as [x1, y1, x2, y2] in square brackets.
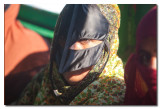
[4, 4, 50, 104]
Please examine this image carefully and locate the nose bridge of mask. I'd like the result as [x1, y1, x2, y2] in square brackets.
[58, 4, 110, 73]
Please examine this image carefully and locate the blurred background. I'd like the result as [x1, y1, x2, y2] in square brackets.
[4, 4, 156, 105]
[17, 4, 156, 65]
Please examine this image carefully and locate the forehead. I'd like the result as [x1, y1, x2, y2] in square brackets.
[140, 37, 157, 54]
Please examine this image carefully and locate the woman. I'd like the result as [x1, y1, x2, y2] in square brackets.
[15, 4, 125, 105]
[124, 6, 157, 105]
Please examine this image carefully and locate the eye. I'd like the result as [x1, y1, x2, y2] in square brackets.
[79, 39, 91, 45]
[70, 39, 102, 50]
[138, 50, 151, 66]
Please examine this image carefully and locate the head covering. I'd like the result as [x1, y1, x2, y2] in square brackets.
[124, 6, 157, 105]
[51, 5, 110, 74]
[49, 4, 121, 104]
[136, 6, 157, 52]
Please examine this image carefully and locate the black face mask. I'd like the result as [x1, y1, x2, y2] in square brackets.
[53, 4, 110, 74]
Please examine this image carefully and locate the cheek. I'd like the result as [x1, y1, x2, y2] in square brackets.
[150, 56, 157, 70]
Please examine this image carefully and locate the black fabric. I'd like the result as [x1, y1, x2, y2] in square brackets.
[60, 42, 105, 73]
[53, 4, 110, 74]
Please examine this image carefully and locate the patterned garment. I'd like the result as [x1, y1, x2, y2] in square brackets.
[15, 4, 126, 105]
[70, 44, 125, 105]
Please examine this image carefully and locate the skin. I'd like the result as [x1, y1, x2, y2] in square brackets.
[138, 37, 157, 70]
[70, 39, 102, 50]
[63, 39, 102, 85]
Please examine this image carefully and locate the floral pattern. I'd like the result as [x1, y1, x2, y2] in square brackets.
[70, 34, 125, 105]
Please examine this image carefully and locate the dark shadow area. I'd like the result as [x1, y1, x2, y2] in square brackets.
[5, 51, 50, 105]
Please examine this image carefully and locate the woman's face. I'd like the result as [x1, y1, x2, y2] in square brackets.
[138, 37, 157, 70]
[63, 39, 102, 85]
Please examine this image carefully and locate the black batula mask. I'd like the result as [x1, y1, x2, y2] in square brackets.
[54, 4, 109, 74]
